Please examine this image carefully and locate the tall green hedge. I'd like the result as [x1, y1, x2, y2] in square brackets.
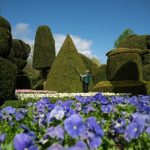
[0, 27, 12, 58]
[0, 16, 11, 31]
[143, 53, 150, 65]
[118, 35, 150, 50]
[0, 58, 17, 103]
[94, 65, 107, 84]
[143, 64, 150, 81]
[45, 34, 92, 92]
[106, 48, 142, 81]
[32, 25, 55, 70]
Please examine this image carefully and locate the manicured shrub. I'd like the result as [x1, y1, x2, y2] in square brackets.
[118, 35, 150, 50]
[8, 39, 31, 73]
[45, 35, 92, 92]
[0, 57, 17, 103]
[93, 80, 150, 95]
[9, 39, 31, 60]
[93, 64, 107, 84]
[143, 64, 150, 81]
[106, 48, 143, 56]
[32, 25, 55, 80]
[143, 53, 150, 65]
[0, 16, 11, 31]
[106, 48, 143, 81]
[10, 58, 27, 72]
[0, 27, 12, 58]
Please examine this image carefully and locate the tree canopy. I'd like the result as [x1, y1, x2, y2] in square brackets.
[114, 28, 136, 48]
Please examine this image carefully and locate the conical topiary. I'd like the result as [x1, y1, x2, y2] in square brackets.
[45, 34, 92, 92]
[32, 25, 55, 80]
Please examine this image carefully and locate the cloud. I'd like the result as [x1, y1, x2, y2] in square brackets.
[12, 23, 34, 45]
[54, 34, 93, 57]
[12, 23, 34, 62]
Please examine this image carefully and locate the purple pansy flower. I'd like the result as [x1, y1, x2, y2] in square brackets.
[64, 114, 86, 138]
[146, 127, 150, 134]
[14, 133, 38, 150]
[0, 133, 6, 143]
[47, 143, 64, 150]
[113, 118, 126, 134]
[67, 140, 87, 150]
[88, 136, 102, 149]
[94, 93, 109, 104]
[2, 106, 16, 114]
[101, 104, 113, 113]
[124, 121, 144, 142]
[46, 125, 64, 139]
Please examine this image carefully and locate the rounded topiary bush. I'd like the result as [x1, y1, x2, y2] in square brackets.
[9, 39, 31, 60]
[8, 39, 31, 74]
[93, 80, 150, 95]
[143, 53, 150, 65]
[118, 35, 150, 50]
[0, 16, 11, 31]
[106, 48, 143, 81]
[143, 64, 150, 81]
[0, 27, 12, 58]
[0, 57, 17, 103]
[93, 64, 107, 84]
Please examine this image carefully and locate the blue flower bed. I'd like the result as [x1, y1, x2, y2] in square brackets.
[0, 93, 150, 150]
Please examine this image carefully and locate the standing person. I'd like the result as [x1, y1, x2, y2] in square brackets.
[74, 66, 91, 93]
[80, 70, 91, 93]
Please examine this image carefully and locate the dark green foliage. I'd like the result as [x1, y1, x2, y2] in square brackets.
[79, 53, 100, 84]
[114, 28, 136, 48]
[0, 27, 12, 58]
[118, 35, 150, 50]
[11, 58, 27, 72]
[0, 16, 11, 31]
[106, 49, 143, 81]
[8, 39, 31, 73]
[143, 53, 150, 65]
[45, 34, 92, 92]
[0, 58, 17, 103]
[9, 39, 31, 60]
[32, 25, 55, 70]
[16, 74, 31, 89]
[106, 48, 143, 57]
[143, 64, 150, 81]
[93, 80, 150, 95]
[94, 65, 107, 84]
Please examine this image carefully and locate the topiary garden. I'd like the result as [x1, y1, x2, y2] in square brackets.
[0, 16, 150, 150]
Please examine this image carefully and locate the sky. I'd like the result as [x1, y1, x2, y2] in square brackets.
[1, 0, 150, 64]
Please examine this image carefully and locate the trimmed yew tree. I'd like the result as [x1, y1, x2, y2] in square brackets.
[45, 34, 92, 92]
[0, 16, 12, 58]
[32, 25, 55, 80]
